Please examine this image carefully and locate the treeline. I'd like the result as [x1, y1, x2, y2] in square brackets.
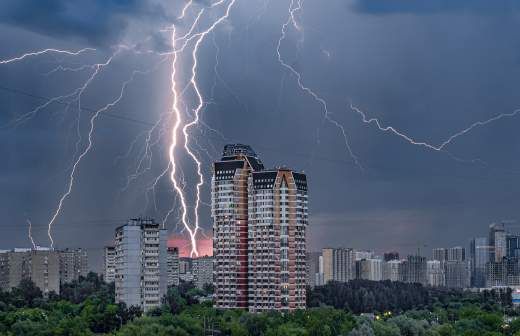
[0, 274, 518, 336]
[307, 280, 512, 314]
[0, 273, 141, 335]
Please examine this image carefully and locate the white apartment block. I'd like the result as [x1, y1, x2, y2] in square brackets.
[114, 218, 167, 312]
[104, 246, 116, 283]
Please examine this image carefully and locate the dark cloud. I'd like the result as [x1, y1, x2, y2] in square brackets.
[0, 0, 170, 46]
[352, 0, 520, 15]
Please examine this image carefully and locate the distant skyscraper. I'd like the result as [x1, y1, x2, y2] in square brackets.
[355, 250, 374, 261]
[447, 247, 465, 262]
[306, 252, 321, 288]
[432, 248, 448, 262]
[192, 256, 213, 289]
[167, 247, 180, 287]
[357, 259, 383, 281]
[383, 259, 403, 282]
[489, 223, 507, 262]
[322, 248, 355, 283]
[383, 252, 399, 262]
[404, 255, 427, 285]
[103, 246, 116, 283]
[114, 218, 167, 312]
[507, 234, 520, 258]
[426, 260, 445, 287]
[212, 144, 308, 312]
[445, 261, 470, 288]
[470, 237, 488, 288]
[59, 248, 88, 284]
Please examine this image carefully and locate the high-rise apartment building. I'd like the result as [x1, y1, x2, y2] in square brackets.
[0, 248, 59, 295]
[357, 259, 383, 281]
[470, 237, 488, 288]
[192, 256, 213, 289]
[447, 247, 465, 262]
[322, 248, 355, 283]
[432, 248, 448, 262]
[426, 260, 445, 287]
[179, 257, 193, 282]
[489, 223, 507, 262]
[355, 250, 374, 261]
[212, 144, 308, 312]
[212, 144, 264, 310]
[59, 248, 88, 284]
[383, 259, 403, 282]
[114, 218, 168, 312]
[306, 252, 321, 288]
[103, 246, 116, 283]
[403, 255, 427, 285]
[167, 247, 180, 287]
[384, 252, 399, 262]
[445, 261, 470, 288]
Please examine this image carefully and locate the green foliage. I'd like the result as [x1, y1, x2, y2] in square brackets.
[0, 274, 517, 336]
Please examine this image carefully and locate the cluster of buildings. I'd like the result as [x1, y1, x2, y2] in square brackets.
[103, 218, 214, 312]
[0, 247, 88, 295]
[307, 222, 520, 290]
[8, 143, 519, 314]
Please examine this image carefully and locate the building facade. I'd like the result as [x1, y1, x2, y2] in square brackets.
[0, 248, 59, 295]
[114, 218, 168, 312]
[212, 144, 308, 312]
[167, 247, 180, 287]
[322, 248, 355, 283]
[357, 259, 383, 281]
[192, 256, 213, 289]
[59, 248, 88, 284]
[103, 246, 116, 283]
[470, 237, 488, 288]
[306, 252, 321, 288]
[383, 259, 403, 282]
[426, 260, 445, 287]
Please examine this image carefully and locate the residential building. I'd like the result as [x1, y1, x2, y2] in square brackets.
[384, 252, 399, 262]
[212, 144, 308, 312]
[179, 257, 193, 282]
[426, 260, 445, 287]
[0, 248, 59, 295]
[212, 144, 264, 310]
[432, 248, 448, 262]
[355, 250, 374, 261]
[59, 248, 88, 284]
[470, 237, 488, 288]
[167, 247, 180, 287]
[103, 246, 116, 283]
[322, 248, 355, 283]
[445, 261, 470, 288]
[489, 223, 507, 262]
[306, 252, 321, 288]
[247, 168, 308, 312]
[114, 218, 168, 312]
[403, 255, 427, 285]
[447, 247, 465, 262]
[357, 259, 382, 281]
[192, 256, 213, 289]
[383, 259, 403, 282]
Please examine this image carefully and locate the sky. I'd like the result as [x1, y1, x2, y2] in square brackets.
[1, 0, 520, 271]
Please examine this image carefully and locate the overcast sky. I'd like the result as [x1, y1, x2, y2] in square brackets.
[1, 0, 520, 270]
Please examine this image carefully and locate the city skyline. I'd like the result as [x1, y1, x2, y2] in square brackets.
[2, 1, 520, 268]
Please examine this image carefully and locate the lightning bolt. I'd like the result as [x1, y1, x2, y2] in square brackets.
[165, 0, 237, 257]
[0, 48, 95, 65]
[277, 0, 362, 169]
[350, 102, 520, 156]
[46, 49, 154, 249]
[27, 219, 37, 249]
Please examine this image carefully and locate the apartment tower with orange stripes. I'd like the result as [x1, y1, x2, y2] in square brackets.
[212, 144, 308, 312]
